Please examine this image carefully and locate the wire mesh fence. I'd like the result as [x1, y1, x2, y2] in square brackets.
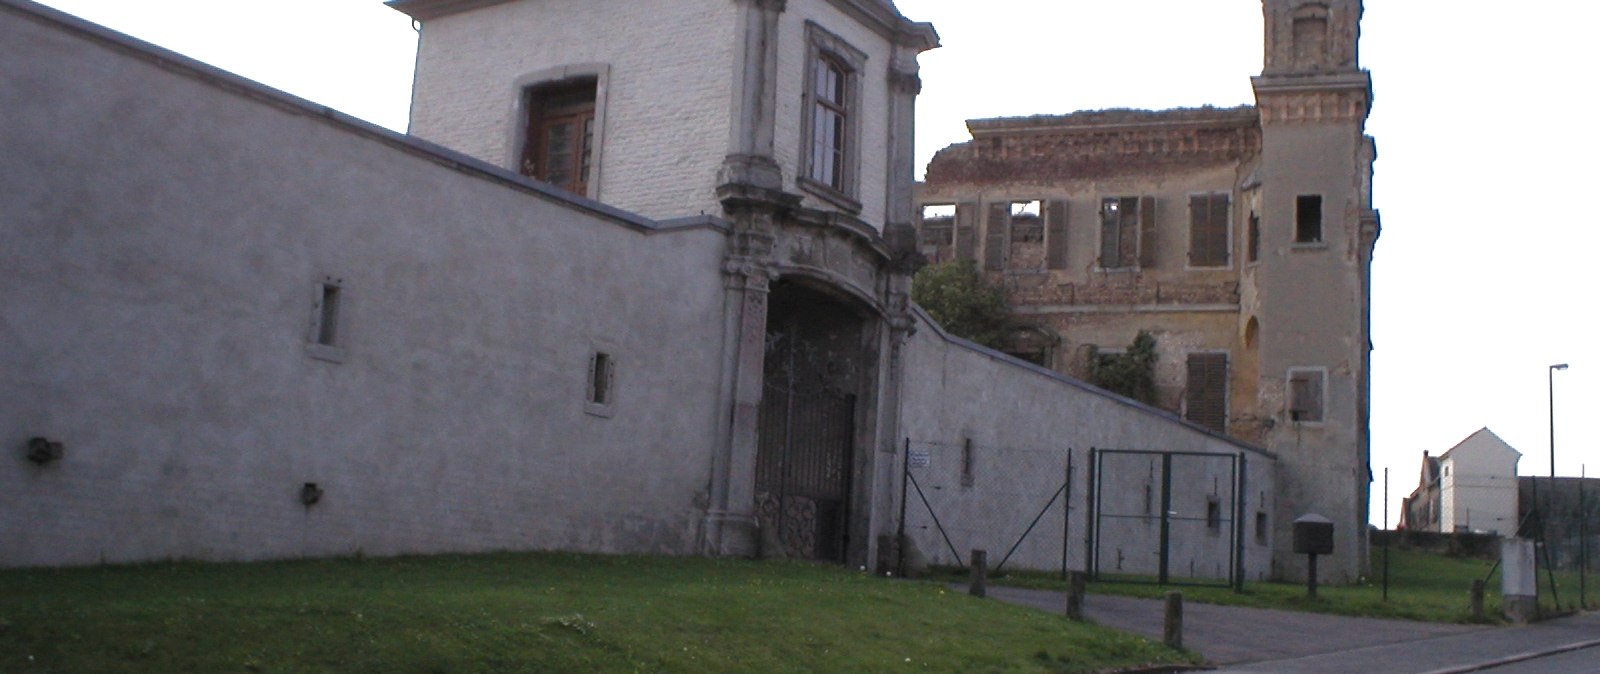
[898, 438, 1074, 575]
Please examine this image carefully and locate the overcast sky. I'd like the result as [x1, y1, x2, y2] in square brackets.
[30, 0, 1600, 527]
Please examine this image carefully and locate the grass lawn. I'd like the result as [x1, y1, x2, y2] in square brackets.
[0, 552, 1194, 674]
[982, 547, 1595, 624]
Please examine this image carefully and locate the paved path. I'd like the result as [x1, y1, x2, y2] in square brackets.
[973, 585, 1600, 672]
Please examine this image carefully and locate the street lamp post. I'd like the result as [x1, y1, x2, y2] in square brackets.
[1550, 364, 1567, 482]
[1547, 363, 1568, 610]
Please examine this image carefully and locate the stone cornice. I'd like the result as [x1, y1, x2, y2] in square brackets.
[926, 107, 1262, 184]
[384, 0, 514, 21]
[824, 0, 939, 50]
[1251, 72, 1372, 125]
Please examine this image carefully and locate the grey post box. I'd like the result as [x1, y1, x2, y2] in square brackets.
[1293, 513, 1334, 555]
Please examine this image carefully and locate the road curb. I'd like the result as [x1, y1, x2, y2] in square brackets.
[1416, 637, 1600, 674]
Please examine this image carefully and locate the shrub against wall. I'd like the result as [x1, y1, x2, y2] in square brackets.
[911, 260, 1012, 350]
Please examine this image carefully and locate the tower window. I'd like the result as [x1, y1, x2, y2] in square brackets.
[1295, 195, 1323, 244]
[1287, 368, 1326, 423]
[520, 78, 597, 197]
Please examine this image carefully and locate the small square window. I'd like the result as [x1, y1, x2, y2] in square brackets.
[1295, 195, 1323, 244]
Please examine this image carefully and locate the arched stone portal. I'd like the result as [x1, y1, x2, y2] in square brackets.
[755, 279, 874, 562]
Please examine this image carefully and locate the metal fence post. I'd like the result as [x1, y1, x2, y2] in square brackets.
[1065, 570, 1086, 621]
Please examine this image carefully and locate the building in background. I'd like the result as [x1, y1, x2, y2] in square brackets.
[913, 0, 1379, 581]
[1400, 428, 1520, 535]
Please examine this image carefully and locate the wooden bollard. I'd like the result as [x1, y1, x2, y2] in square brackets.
[968, 549, 987, 598]
[1470, 579, 1486, 621]
[1065, 571, 1086, 621]
[1164, 591, 1184, 650]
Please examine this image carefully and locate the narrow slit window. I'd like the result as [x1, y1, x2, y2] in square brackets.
[588, 352, 613, 406]
[960, 438, 975, 487]
[316, 283, 340, 346]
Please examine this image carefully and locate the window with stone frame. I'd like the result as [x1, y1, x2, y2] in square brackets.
[520, 78, 597, 197]
[800, 23, 865, 210]
[1287, 367, 1326, 423]
[1099, 196, 1156, 269]
[1184, 352, 1229, 432]
[1188, 193, 1231, 267]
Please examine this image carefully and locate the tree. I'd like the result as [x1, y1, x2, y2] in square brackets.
[911, 259, 1012, 350]
[1088, 331, 1157, 405]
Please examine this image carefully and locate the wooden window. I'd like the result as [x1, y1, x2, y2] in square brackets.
[800, 23, 865, 208]
[1295, 194, 1323, 244]
[520, 79, 597, 196]
[1185, 352, 1229, 432]
[810, 55, 848, 190]
[1188, 193, 1231, 267]
[1287, 368, 1325, 423]
[1099, 196, 1143, 268]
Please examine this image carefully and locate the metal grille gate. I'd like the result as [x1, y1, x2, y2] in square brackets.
[1087, 449, 1246, 589]
[754, 323, 855, 563]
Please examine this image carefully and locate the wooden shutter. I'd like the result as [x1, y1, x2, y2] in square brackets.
[984, 202, 1008, 271]
[1210, 194, 1231, 266]
[954, 202, 978, 261]
[1046, 200, 1070, 269]
[1188, 195, 1208, 266]
[1185, 353, 1229, 432]
[1188, 194, 1231, 267]
[1138, 196, 1158, 269]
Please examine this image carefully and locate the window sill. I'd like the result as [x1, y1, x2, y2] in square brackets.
[305, 343, 346, 364]
[584, 401, 614, 419]
[1290, 242, 1328, 251]
[798, 177, 862, 214]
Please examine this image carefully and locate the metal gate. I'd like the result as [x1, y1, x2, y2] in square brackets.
[1087, 448, 1245, 588]
[755, 324, 856, 563]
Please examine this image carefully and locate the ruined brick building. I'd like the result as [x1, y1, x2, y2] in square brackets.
[914, 0, 1379, 580]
